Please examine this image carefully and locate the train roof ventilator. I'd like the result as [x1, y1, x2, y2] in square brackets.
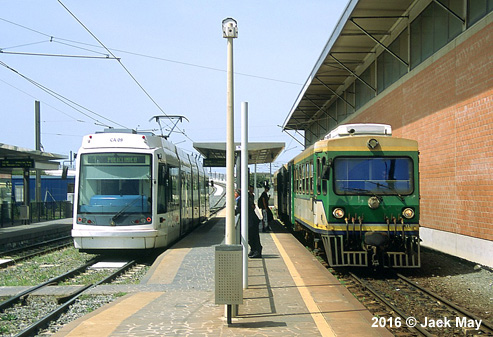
[324, 123, 392, 140]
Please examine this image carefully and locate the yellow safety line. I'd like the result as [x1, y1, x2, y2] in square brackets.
[65, 292, 163, 337]
[146, 247, 191, 284]
[271, 233, 336, 337]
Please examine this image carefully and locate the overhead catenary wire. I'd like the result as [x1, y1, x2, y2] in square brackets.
[0, 78, 86, 123]
[0, 60, 128, 129]
[57, 0, 186, 140]
[0, 17, 303, 85]
[1, 13, 303, 144]
[0, 50, 119, 59]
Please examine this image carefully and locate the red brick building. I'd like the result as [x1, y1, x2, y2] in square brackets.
[283, 0, 492, 267]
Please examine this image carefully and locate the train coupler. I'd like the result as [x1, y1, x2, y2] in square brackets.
[371, 247, 380, 267]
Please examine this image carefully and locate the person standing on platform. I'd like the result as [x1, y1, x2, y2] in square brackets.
[234, 189, 241, 215]
[248, 185, 262, 258]
[259, 186, 273, 232]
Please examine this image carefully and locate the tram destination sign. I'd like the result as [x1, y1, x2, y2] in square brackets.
[0, 158, 35, 169]
[85, 154, 148, 164]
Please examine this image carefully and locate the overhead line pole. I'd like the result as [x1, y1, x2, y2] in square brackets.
[35, 101, 41, 204]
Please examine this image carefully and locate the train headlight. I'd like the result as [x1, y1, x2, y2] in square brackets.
[368, 196, 380, 209]
[402, 208, 415, 219]
[333, 208, 345, 219]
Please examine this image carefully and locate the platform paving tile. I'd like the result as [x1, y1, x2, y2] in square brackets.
[54, 215, 390, 336]
[104, 226, 322, 336]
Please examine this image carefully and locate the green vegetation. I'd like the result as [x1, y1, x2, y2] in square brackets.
[0, 247, 95, 286]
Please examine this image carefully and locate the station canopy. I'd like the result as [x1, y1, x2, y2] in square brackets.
[282, 0, 416, 133]
[193, 142, 285, 167]
[0, 143, 66, 174]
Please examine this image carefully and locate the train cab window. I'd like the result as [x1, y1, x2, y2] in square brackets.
[77, 153, 152, 217]
[334, 157, 414, 195]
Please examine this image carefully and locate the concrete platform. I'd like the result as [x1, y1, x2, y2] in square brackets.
[0, 218, 72, 252]
[53, 210, 391, 336]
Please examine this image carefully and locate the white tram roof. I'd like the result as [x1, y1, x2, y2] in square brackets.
[79, 129, 205, 170]
[324, 123, 392, 139]
[81, 129, 167, 150]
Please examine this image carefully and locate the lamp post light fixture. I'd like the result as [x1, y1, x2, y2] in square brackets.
[222, 18, 238, 38]
[223, 18, 237, 246]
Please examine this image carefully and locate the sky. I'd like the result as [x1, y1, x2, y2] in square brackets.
[0, 1, 349, 173]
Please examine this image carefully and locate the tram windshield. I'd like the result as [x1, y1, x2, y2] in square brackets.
[77, 153, 152, 215]
[334, 157, 413, 196]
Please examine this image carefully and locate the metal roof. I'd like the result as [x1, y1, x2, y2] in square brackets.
[193, 142, 285, 166]
[0, 143, 66, 174]
[283, 0, 414, 132]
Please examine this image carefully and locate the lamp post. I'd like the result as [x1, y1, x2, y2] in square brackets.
[222, 18, 238, 245]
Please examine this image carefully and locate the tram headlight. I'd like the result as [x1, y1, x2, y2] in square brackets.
[333, 208, 345, 219]
[402, 208, 415, 219]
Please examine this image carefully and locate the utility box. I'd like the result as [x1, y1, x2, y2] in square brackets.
[19, 205, 29, 220]
[215, 244, 243, 305]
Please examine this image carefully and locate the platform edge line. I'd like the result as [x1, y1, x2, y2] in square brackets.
[270, 232, 336, 337]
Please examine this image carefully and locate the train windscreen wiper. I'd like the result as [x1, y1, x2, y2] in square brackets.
[111, 195, 144, 222]
[366, 181, 404, 201]
[341, 187, 372, 194]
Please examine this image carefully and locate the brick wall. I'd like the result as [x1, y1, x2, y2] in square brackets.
[349, 22, 493, 241]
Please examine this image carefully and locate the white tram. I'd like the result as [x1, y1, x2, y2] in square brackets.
[72, 129, 209, 253]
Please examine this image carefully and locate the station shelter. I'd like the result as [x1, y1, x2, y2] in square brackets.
[0, 142, 65, 225]
[282, 0, 492, 267]
[193, 142, 285, 197]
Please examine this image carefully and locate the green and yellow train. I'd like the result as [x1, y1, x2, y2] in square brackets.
[274, 124, 420, 268]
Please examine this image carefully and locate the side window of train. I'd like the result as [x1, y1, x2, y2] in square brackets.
[169, 166, 180, 212]
[305, 162, 308, 194]
[310, 160, 313, 194]
[295, 166, 299, 193]
[317, 158, 321, 195]
[157, 163, 167, 213]
[321, 157, 330, 196]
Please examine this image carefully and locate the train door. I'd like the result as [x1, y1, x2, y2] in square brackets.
[191, 157, 200, 225]
[180, 170, 190, 234]
[287, 160, 294, 227]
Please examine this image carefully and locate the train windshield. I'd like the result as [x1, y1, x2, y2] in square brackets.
[77, 153, 152, 215]
[334, 157, 413, 196]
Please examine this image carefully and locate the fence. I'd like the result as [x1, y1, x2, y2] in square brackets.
[0, 201, 73, 228]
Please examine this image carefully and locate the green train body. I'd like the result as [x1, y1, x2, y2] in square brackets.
[274, 124, 420, 268]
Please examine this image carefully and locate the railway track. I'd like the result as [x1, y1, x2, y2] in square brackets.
[0, 236, 73, 269]
[0, 258, 140, 337]
[286, 219, 492, 336]
[342, 271, 493, 336]
[209, 182, 226, 216]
